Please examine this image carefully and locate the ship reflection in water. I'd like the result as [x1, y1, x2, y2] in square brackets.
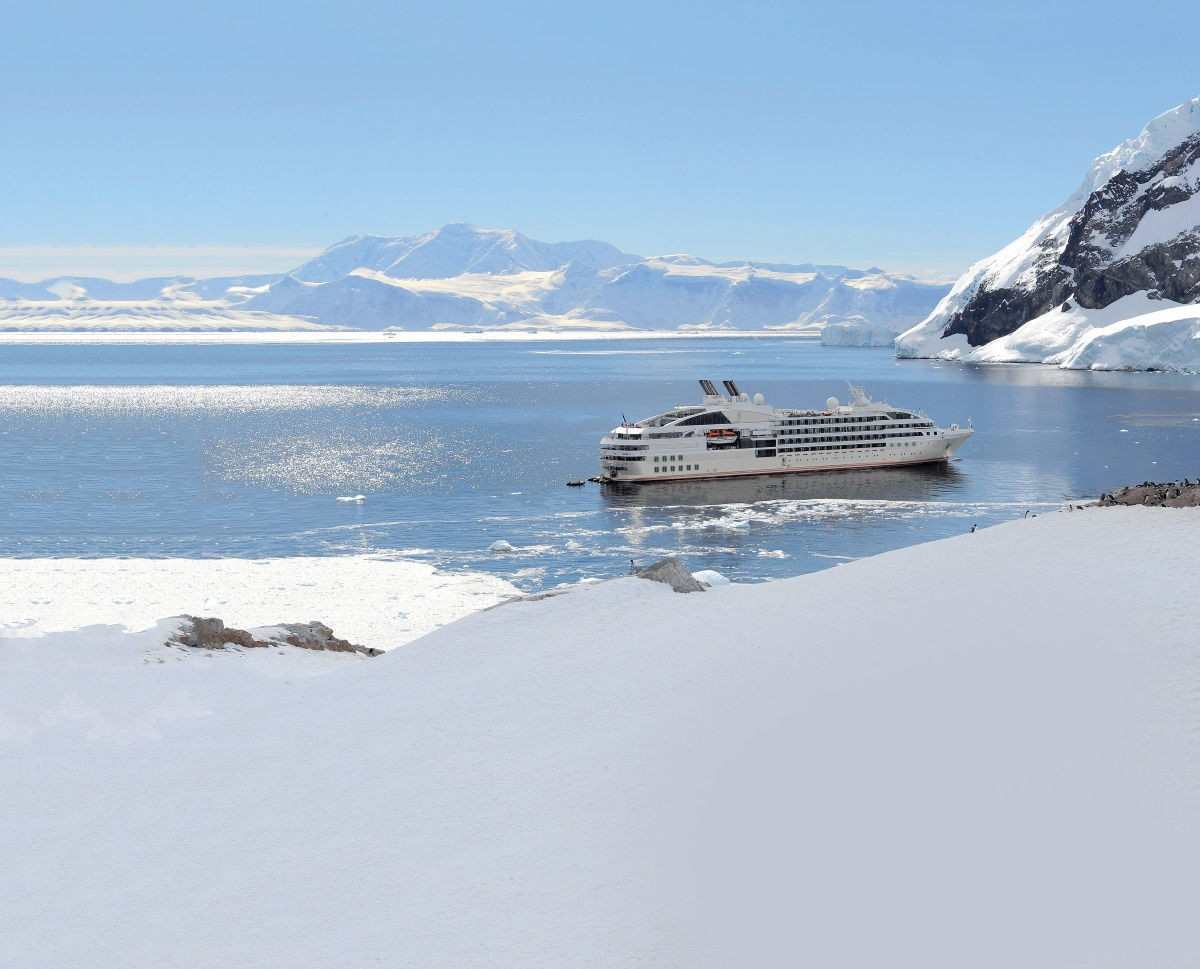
[600, 461, 968, 511]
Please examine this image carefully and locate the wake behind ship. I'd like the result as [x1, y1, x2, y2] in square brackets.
[599, 380, 972, 483]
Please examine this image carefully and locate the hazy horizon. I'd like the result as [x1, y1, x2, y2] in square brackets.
[0, 231, 966, 284]
[4, 0, 1195, 283]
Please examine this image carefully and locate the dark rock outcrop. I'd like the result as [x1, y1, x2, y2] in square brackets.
[634, 557, 707, 593]
[1097, 479, 1200, 508]
[168, 616, 382, 656]
[943, 130, 1200, 347]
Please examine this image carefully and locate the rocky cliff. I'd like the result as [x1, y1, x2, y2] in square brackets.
[897, 98, 1200, 371]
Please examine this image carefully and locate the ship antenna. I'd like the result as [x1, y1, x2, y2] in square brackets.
[847, 383, 871, 406]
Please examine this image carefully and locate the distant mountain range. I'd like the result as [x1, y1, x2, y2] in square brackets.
[898, 97, 1200, 371]
[0, 224, 949, 338]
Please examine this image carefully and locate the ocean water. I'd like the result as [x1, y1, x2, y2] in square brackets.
[2, 337, 1197, 589]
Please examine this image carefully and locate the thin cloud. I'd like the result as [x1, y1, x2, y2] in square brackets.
[0, 245, 323, 282]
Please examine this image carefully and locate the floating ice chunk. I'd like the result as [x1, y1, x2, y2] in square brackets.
[489, 540, 516, 553]
[336, 495, 366, 502]
[692, 569, 731, 587]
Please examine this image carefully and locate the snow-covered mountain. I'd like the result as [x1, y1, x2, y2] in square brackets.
[0, 224, 949, 336]
[898, 98, 1200, 371]
[239, 225, 947, 334]
[290, 224, 636, 283]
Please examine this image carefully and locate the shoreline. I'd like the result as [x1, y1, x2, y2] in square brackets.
[0, 556, 520, 651]
[0, 494, 1174, 650]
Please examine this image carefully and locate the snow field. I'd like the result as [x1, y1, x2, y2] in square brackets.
[3, 508, 1198, 966]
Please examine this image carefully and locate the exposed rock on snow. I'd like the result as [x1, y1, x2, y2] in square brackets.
[167, 616, 383, 656]
[898, 97, 1200, 371]
[634, 556, 707, 592]
[1098, 479, 1200, 507]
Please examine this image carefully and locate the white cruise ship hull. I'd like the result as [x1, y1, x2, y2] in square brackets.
[598, 381, 973, 484]
[601, 431, 970, 482]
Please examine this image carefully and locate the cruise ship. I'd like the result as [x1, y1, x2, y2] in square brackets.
[599, 380, 972, 483]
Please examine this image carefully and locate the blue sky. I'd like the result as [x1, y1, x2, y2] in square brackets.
[3, 0, 1195, 279]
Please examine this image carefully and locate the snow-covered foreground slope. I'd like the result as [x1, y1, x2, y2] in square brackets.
[4, 508, 1197, 968]
[898, 97, 1200, 371]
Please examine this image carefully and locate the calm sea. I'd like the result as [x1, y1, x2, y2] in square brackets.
[1, 338, 1197, 589]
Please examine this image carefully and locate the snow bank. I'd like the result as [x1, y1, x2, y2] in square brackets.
[903, 288, 1200, 372]
[966, 292, 1164, 364]
[0, 556, 519, 649]
[4, 509, 1198, 967]
[1058, 302, 1200, 371]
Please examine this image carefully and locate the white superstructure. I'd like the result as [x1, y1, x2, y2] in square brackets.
[599, 380, 972, 483]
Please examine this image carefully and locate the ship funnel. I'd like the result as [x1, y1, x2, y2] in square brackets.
[699, 379, 719, 397]
[722, 380, 742, 398]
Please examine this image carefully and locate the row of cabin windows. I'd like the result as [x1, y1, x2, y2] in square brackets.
[780, 416, 932, 428]
[653, 438, 926, 466]
[779, 442, 888, 453]
[778, 431, 930, 443]
[782, 415, 884, 426]
[653, 453, 688, 462]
